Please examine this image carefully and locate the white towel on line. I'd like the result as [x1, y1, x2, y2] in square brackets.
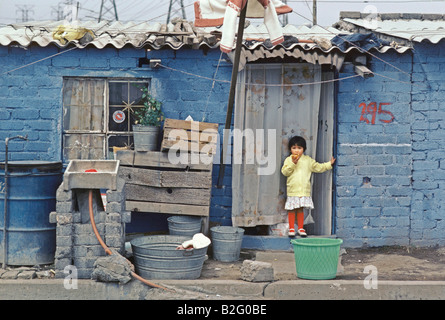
[194, 0, 292, 53]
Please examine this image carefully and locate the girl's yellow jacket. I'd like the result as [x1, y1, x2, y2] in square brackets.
[281, 154, 332, 197]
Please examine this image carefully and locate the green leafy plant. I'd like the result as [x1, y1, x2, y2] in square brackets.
[134, 87, 164, 127]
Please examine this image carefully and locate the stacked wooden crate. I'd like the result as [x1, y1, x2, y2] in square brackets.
[116, 119, 218, 234]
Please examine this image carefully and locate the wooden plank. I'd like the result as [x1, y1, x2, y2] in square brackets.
[134, 151, 213, 170]
[116, 150, 213, 170]
[161, 118, 218, 154]
[163, 118, 218, 131]
[126, 201, 209, 216]
[115, 150, 134, 165]
[163, 127, 218, 143]
[354, 64, 374, 79]
[125, 184, 211, 206]
[161, 139, 217, 155]
[119, 166, 212, 188]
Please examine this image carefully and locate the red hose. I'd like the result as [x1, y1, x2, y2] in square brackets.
[88, 190, 173, 292]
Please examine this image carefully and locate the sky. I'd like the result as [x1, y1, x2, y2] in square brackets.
[0, 0, 444, 27]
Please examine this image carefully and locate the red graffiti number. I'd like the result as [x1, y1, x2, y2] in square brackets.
[359, 102, 394, 125]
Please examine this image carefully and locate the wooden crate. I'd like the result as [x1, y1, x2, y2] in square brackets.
[117, 150, 213, 214]
[116, 153, 216, 233]
[160, 118, 219, 155]
[116, 119, 219, 235]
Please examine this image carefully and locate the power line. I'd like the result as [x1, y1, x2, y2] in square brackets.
[287, 0, 445, 2]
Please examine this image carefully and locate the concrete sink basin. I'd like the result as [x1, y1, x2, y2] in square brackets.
[63, 160, 120, 190]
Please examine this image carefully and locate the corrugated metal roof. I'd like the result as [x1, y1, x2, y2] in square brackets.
[0, 19, 409, 54]
[338, 12, 445, 44]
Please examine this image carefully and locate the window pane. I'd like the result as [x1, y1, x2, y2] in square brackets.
[108, 134, 134, 158]
[63, 134, 105, 160]
[129, 82, 148, 105]
[108, 81, 149, 132]
[109, 82, 127, 105]
[63, 79, 105, 132]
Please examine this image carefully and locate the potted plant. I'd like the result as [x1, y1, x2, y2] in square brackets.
[132, 87, 164, 151]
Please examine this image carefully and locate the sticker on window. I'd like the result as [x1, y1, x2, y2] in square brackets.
[113, 110, 126, 124]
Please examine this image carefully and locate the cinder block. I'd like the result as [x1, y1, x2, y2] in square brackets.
[55, 247, 72, 259]
[106, 212, 121, 223]
[56, 235, 73, 247]
[121, 211, 131, 224]
[56, 224, 73, 237]
[56, 213, 73, 225]
[105, 223, 123, 236]
[56, 183, 72, 202]
[73, 245, 105, 258]
[54, 258, 73, 273]
[104, 236, 124, 250]
[73, 234, 102, 246]
[240, 260, 274, 282]
[105, 201, 125, 213]
[56, 201, 75, 213]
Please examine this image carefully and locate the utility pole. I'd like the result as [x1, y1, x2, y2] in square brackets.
[167, 0, 186, 24]
[98, 0, 118, 22]
[279, 0, 288, 26]
[313, 0, 317, 25]
[52, 1, 79, 21]
[16, 5, 34, 22]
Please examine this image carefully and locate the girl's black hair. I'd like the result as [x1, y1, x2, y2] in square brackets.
[288, 135, 306, 151]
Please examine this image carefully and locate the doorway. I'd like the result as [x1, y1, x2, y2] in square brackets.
[232, 63, 335, 235]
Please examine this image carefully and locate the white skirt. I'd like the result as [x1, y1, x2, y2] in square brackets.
[284, 196, 314, 210]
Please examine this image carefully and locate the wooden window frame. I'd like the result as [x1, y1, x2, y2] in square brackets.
[62, 77, 150, 162]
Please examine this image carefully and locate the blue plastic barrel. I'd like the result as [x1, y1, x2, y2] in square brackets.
[0, 161, 62, 266]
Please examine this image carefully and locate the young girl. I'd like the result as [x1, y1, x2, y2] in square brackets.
[281, 136, 336, 237]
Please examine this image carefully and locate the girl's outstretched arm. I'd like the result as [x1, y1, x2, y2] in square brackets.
[311, 158, 333, 173]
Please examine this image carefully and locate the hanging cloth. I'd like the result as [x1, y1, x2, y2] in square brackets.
[194, 0, 292, 53]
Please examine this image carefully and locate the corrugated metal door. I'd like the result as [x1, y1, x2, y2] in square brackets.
[232, 63, 334, 235]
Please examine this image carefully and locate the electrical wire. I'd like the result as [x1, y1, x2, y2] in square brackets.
[289, 8, 414, 79]
[158, 63, 365, 87]
[0, 0, 431, 87]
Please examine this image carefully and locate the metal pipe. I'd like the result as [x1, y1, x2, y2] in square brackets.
[2, 135, 28, 269]
[87, 189, 173, 291]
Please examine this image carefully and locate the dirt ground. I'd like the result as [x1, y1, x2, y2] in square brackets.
[338, 246, 445, 281]
[199, 246, 445, 281]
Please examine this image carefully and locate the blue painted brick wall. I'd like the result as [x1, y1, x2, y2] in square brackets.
[0, 45, 233, 226]
[336, 41, 445, 247]
[3, 39, 445, 246]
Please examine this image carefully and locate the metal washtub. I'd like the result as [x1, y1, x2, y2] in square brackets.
[130, 235, 209, 280]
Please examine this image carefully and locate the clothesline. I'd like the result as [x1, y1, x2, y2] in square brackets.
[158, 63, 423, 87]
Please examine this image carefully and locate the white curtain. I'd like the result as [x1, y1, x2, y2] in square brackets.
[232, 63, 323, 228]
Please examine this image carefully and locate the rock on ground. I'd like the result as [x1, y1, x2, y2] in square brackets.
[91, 254, 134, 284]
[240, 260, 274, 282]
